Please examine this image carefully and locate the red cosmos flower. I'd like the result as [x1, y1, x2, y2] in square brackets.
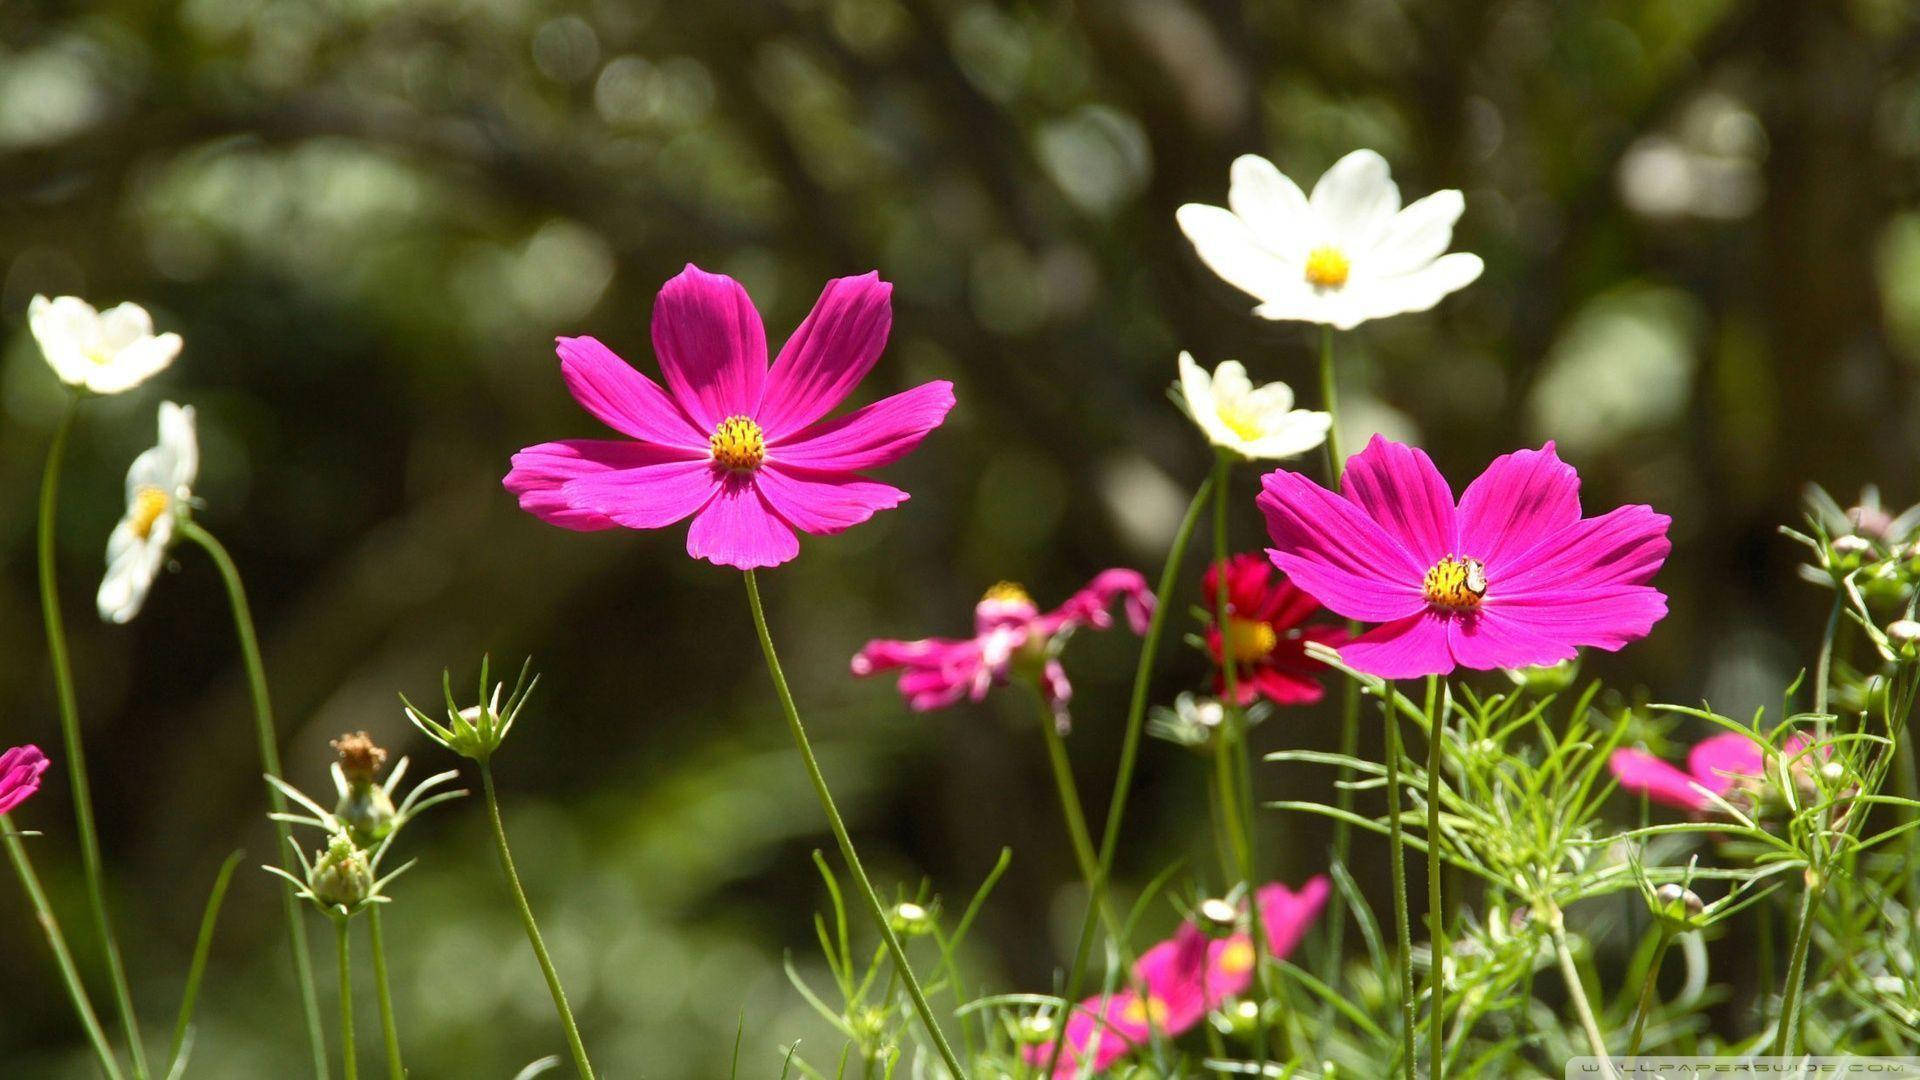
[1202, 554, 1348, 706]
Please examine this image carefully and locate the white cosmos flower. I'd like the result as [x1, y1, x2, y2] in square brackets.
[1177, 352, 1330, 460]
[29, 295, 182, 395]
[1176, 151, 1483, 330]
[99, 402, 198, 624]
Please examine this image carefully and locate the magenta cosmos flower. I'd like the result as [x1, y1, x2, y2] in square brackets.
[505, 265, 956, 570]
[1611, 732, 1809, 813]
[1029, 877, 1329, 1076]
[0, 745, 51, 816]
[1259, 437, 1670, 680]
[851, 571, 1152, 730]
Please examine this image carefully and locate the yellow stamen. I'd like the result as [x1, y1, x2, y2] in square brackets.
[1223, 617, 1278, 662]
[709, 414, 765, 470]
[1217, 404, 1267, 442]
[981, 581, 1033, 607]
[1423, 556, 1487, 612]
[1218, 939, 1256, 975]
[1121, 995, 1170, 1026]
[129, 487, 169, 540]
[1303, 246, 1350, 288]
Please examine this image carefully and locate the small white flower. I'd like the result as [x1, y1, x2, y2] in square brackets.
[99, 402, 197, 624]
[1176, 151, 1483, 330]
[28, 295, 182, 395]
[1177, 352, 1330, 460]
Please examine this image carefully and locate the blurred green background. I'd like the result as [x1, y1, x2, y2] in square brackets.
[3, 0, 1918, 1075]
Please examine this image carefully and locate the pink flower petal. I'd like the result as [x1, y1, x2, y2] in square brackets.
[1336, 609, 1455, 679]
[685, 474, 800, 569]
[1609, 748, 1712, 811]
[770, 380, 956, 472]
[555, 336, 706, 449]
[1040, 569, 1155, 635]
[1259, 468, 1426, 623]
[649, 265, 769, 431]
[757, 273, 894, 438]
[1339, 436, 1457, 568]
[1445, 607, 1580, 671]
[555, 455, 722, 532]
[1496, 504, 1672, 596]
[754, 464, 908, 535]
[506, 440, 706, 532]
[1257, 876, 1331, 960]
[0, 745, 50, 817]
[1482, 585, 1668, 653]
[1687, 732, 1768, 794]
[1454, 443, 1581, 573]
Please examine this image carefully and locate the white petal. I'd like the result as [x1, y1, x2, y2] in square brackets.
[1177, 203, 1292, 306]
[1353, 252, 1484, 322]
[124, 444, 171, 502]
[1240, 411, 1332, 460]
[1309, 150, 1400, 249]
[29, 295, 102, 387]
[1251, 289, 1344, 327]
[1243, 379, 1295, 417]
[1227, 155, 1311, 248]
[1210, 360, 1253, 403]
[98, 538, 162, 623]
[96, 302, 156, 351]
[1364, 189, 1466, 277]
[156, 401, 199, 493]
[86, 332, 182, 395]
[1177, 352, 1236, 447]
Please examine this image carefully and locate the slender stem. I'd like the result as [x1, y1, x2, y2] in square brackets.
[175, 519, 330, 1079]
[1549, 913, 1614, 1077]
[335, 919, 357, 1080]
[39, 396, 149, 1080]
[1318, 327, 1343, 476]
[1773, 877, 1821, 1057]
[1813, 592, 1844, 729]
[1045, 476, 1214, 1074]
[1383, 700, 1415, 1079]
[4, 816, 126, 1080]
[1035, 700, 1103, 899]
[367, 907, 405, 1080]
[1424, 676, 1446, 1080]
[479, 762, 597, 1079]
[1626, 930, 1674, 1056]
[1320, 327, 1359, 991]
[742, 570, 966, 1079]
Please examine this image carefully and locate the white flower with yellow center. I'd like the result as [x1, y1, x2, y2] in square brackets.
[1176, 151, 1483, 330]
[28, 295, 182, 395]
[98, 402, 197, 623]
[1177, 352, 1330, 460]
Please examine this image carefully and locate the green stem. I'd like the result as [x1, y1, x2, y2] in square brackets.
[335, 918, 357, 1080]
[367, 907, 405, 1080]
[1035, 701, 1105, 908]
[1383, 700, 1415, 1079]
[743, 570, 966, 1079]
[40, 397, 149, 1080]
[1773, 877, 1821, 1057]
[1320, 326, 1359, 994]
[480, 762, 597, 1080]
[1626, 930, 1673, 1056]
[1318, 326, 1343, 476]
[1424, 676, 1446, 1080]
[1813, 592, 1843, 730]
[1549, 912, 1615, 1078]
[1044, 475, 1214, 1074]
[4, 816, 126, 1080]
[176, 519, 330, 1079]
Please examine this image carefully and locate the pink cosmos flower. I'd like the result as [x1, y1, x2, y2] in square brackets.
[1611, 732, 1808, 813]
[1259, 437, 1670, 680]
[850, 571, 1153, 731]
[1202, 554, 1348, 706]
[1029, 876, 1330, 1076]
[505, 265, 956, 570]
[0, 745, 51, 816]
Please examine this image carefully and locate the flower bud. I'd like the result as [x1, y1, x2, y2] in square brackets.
[310, 832, 373, 910]
[1890, 620, 1920, 659]
[1196, 897, 1240, 938]
[1015, 1013, 1056, 1044]
[331, 733, 397, 846]
[1504, 657, 1578, 695]
[888, 901, 935, 938]
[1652, 883, 1705, 931]
[1219, 998, 1262, 1037]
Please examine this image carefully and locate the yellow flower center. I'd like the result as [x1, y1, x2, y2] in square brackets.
[709, 415, 765, 471]
[1218, 939, 1256, 975]
[1223, 617, 1278, 662]
[1303, 246, 1350, 288]
[1120, 995, 1170, 1026]
[129, 487, 170, 540]
[1217, 402, 1267, 442]
[1423, 556, 1487, 612]
[981, 581, 1033, 607]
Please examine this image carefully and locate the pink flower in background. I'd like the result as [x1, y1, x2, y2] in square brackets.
[1029, 876, 1329, 1076]
[0, 745, 50, 816]
[851, 572, 1153, 731]
[1259, 437, 1670, 680]
[1611, 732, 1807, 813]
[1202, 554, 1348, 706]
[505, 265, 955, 569]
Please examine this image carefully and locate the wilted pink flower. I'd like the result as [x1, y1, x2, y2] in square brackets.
[851, 571, 1152, 731]
[1202, 554, 1348, 706]
[1611, 732, 1808, 813]
[0, 745, 50, 816]
[1029, 876, 1329, 1076]
[505, 265, 955, 570]
[1259, 437, 1670, 679]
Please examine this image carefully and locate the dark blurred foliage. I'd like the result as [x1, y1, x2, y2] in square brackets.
[2, 0, 1918, 1074]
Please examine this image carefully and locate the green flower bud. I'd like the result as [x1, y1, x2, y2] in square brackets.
[1651, 883, 1705, 932]
[310, 832, 373, 910]
[888, 901, 935, 938]
[1015, 1013, 1056, 1045]
[1505, 657, 1579, 694]
[331, 732, 396, 846]
[1196, 897, 1240, 939]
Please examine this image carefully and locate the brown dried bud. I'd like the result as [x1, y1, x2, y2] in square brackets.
[331, 732, 388, 785]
